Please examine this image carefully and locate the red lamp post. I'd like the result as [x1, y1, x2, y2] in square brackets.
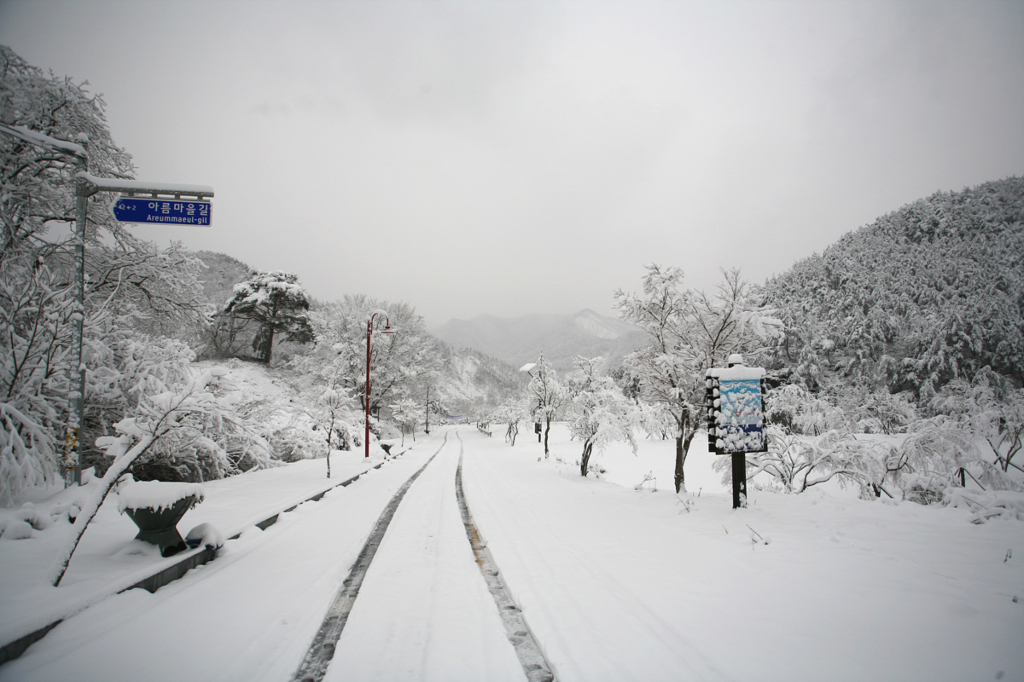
[365, 311, 394, 458]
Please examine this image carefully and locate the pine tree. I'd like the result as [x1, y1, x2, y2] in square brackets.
[222, 271, 314, 365]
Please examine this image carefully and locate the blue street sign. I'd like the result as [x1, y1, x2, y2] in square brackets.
[112, 196, 211, 226]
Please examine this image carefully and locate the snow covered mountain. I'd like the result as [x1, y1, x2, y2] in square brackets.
[433, 309, 647, 373]
[763, 176, 1024, 395]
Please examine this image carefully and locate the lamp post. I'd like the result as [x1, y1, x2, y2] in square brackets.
[365, 310, 395, 458]
[520, 363, 542, 443]
[425, 386, 430, 435]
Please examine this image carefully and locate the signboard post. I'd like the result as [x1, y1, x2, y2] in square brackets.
[706, 355, 767, 509]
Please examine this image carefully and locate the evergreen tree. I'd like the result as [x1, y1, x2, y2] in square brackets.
[222, 270, 314, 365]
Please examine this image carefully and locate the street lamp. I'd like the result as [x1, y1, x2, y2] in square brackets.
[365, 310, 395, 458]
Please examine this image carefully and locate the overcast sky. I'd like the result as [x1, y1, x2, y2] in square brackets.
[2, 0, 1022, 327]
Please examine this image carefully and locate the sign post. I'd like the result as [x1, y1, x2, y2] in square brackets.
[0, 123, 213, 485]
[706, 354, 767, 509]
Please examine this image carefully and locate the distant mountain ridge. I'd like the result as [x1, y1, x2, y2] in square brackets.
[193, 250, 252, 310]
[433, 309, 646, 373]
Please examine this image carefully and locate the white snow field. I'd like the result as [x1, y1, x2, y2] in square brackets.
[1, 426, 1021, 682]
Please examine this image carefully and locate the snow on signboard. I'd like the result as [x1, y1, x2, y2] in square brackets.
[715, 376, 766, 454]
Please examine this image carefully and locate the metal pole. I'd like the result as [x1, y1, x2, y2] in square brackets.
[425, 386, 430, 435]
[365, 316, 373, 458]
[67, 137, 88, 485]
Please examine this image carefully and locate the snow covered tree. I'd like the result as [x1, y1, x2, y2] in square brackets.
[1, 45, 135, 260]
[308, 378, 361, 477]
[490, 397, 528, 446]
[390, 398, 420, 445]
[222, 270, 314, 365]
[527, 353, 565, 457]
[568, 357, 637, 477]
[615, 265, 782, 493]
[763, 178, 1024, 398]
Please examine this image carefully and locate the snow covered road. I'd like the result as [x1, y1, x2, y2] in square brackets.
[322, 431, 526, 682]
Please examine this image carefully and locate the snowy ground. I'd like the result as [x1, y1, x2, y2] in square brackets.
[1, 426, 1021, 681]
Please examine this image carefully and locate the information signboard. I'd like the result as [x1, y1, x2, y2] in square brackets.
[716, 378, 766, 453]
[112, 196, 211, 226]
[705, 366, 767, 455]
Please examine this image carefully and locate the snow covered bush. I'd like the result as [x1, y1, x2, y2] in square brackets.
[737, 426, 866, 493]
[121, 367, 273, 482]
[841, 386, 919, 435]
[930, 373, 1024, 474]
[898, 418, 1018, 492]
[943, 488, 1024, 523]
[764, 384, 849, 436]
[736, 411, 1021, 511]
[73, 317, 273, 482]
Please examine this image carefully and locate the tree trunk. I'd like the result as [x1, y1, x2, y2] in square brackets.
[254, 323, 275, 364]
[674, 433, 685, 493]
[544, 416, 552, 457]
[325, 422, 332, 479]
[580, 441, 594, 477]
[262, 325, 275, 364]
[674, 429, 696, 494]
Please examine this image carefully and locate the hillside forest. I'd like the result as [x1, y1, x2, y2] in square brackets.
[2, 46, 1022, 523]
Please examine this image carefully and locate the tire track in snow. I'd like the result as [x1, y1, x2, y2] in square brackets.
[454, 430, 556, 682]
[462, 439, 730, 681]
[291, 432, 450, 682]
